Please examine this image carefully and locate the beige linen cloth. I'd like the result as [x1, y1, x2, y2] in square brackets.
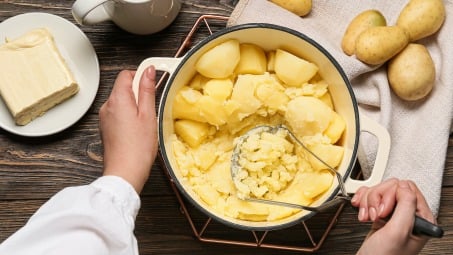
[228, 0, 453, 215]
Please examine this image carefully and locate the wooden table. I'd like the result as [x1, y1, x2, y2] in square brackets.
[0, 1, 452, 254]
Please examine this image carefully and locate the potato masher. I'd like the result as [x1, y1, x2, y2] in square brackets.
[231, 124, 444, 238]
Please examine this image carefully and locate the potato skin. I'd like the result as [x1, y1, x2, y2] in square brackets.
[388, 43, 435, 101]
[269, 0, 312, 16]
[397, 0, 446, 42]
[355, 26, 409, 65]
[341, 10, 386, 56]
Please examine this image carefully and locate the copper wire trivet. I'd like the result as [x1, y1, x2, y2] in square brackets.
[157, 14, 350, 252]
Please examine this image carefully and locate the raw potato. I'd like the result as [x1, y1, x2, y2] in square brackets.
[397, 0, 446, 42]
[269, 0, 312, 16]
[355, 26, 409, 65]
[195, 39, 240, 78]
[388, 43, 435, 101]
[341, 9, 387, 56]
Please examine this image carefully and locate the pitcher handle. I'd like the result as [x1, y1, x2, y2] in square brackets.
[132, 57, 182, 104]
[345, 114, 391, 193]
[72, 0, 111, 25]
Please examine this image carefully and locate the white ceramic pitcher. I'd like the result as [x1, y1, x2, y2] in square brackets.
[71, 0, 181, 35]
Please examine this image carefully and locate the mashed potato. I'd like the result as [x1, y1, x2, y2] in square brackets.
[233, 129, 299, 199]
[171, 40, 345, 222]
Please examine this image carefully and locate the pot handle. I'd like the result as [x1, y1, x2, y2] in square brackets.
[344, 114, 391, 193]
[132, 57, 182, 104]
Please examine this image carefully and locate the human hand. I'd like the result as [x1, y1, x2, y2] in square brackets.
[351, 178, 435, 255]
[99, 66, 158, 193]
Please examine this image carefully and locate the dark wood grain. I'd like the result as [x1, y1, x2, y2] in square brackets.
[0, 1, 452, 254]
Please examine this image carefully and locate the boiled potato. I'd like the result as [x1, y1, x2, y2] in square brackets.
[266, 50, 276, 72]
[226, 114, 273, 136]
[324, 111, 346, 144]
[267, 206, 301, 221]
[341, 9, 387, 56]
[229, 74, 263, 119]
[235, 43, 267, 75]
[309, 80, 329, 98]
[225, 196, 269, 221]
[267, 171, 314, 220]
[274, 49, 318, 86]
[188, 73, 209, 90]
[202, 78, 233, 101]
[198, 95, 229, 127]
[193, 184, 220, 206]
[276, 171, 315, 205]
[355, 26, 409, 65]
[206, 160, 234, 194]
[173, 87, 205, 122]
[174, 119, 211, 148]
[299, 170, 334, 199]
[269, 0, 312, 16]
[195, 39, 240, 78]
[255, 80, 289, 114]
[306, 143, 344, 171]
[397, 0, 446, 42]
[193, 143, 218, 171]
[318, 91, 334, 109]
[223, 100, 241, 117]
[171, 137, 194, 176]
[285, 96, 333, 137]
[388, 43, 435, 101]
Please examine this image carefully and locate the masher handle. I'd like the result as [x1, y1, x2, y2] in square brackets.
[413, 215, 444, 238]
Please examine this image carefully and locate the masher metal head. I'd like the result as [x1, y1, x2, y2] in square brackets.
[231, 124, 350, 212]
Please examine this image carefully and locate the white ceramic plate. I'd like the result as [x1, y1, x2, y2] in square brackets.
[0, 12, 100, 137]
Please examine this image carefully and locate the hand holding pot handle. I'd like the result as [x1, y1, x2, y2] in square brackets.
[132, 57, 182, 104]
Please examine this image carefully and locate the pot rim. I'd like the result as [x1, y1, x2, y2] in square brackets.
[157, 23, 360, 231]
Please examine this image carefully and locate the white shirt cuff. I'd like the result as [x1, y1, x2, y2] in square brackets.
[91, 175, 141, 219]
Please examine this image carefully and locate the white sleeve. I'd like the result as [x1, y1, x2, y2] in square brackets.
[0, 175, 141, 255]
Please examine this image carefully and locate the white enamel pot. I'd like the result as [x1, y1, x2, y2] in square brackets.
[133, 23, 391, 231]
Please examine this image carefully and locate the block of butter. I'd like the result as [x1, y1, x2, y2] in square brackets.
[0, 28, 79, 126]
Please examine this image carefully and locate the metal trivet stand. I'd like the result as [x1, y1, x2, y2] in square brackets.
[157, 14, 353, 252]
